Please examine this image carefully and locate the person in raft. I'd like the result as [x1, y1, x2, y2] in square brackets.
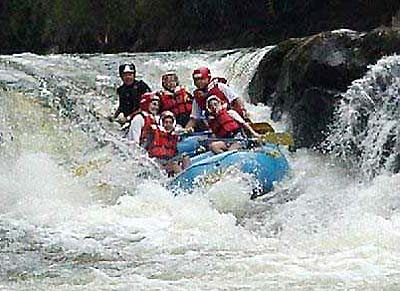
[185, 66, 250, 133]
[158, 71, 193, 128]
[113, 63, 151, 125]
[206, 95, 259, 154]
[126, 92, 160, 147]
[146, 111, 190, 175]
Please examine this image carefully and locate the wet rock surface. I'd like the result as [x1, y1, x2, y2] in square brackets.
[250, 27, 400, 148]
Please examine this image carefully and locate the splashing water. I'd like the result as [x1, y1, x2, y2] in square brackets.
[1, 51, 400, 290]
[324, 55, 400, 179]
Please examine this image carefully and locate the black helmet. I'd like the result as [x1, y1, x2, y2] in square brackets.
[119, 63, 136, 78]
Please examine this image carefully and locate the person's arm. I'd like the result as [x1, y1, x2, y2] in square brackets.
[228, 110, 259, 137]
[127, 115, 145, 143]
[185, 118, 196, 132]
[185, 100, 201, 131]
[242, 122, 259, 137]
[113, 94, 122, 118]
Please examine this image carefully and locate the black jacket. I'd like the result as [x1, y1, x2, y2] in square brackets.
[114, 80, 151, 117]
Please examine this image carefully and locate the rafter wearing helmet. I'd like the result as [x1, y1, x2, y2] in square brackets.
[185, 66, 248, 133]
[206, 95, 259, 154]
[159, 72, 193, 127]
[126, 92, 160, 146]
[147, 110, 190, 176]
[113, 63, 151, 123]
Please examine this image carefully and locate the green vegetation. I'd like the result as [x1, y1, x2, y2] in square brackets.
[0, 0, 138, 53]
[0, 0, 398, 54]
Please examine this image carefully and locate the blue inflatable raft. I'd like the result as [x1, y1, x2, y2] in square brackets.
[176, 132, 210, 157]
[170, 138, 289, 196]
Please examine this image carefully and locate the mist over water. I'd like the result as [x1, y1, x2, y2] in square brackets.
[0, 51, 400, 290]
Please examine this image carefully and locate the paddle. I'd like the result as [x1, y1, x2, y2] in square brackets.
[257, 132, 294, 146]
[200, 132, 294, 147]
[249, 122, 275, 134]
[177, 130, 212, 137]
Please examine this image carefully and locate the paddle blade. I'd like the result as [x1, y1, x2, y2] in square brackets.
[250, 122, 275, 134]
[258, 132, 294, 146]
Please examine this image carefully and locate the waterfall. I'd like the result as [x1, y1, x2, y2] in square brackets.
[324, 55, 400, 179]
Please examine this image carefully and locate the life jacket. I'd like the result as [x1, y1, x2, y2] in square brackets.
[208, 109, 242, 138]
[147, 125, 178, 159]
[160, 91, 176, 112]
[160, 88, 192, 117]
[174, 87, 192, 116]
[208, 77, 247, 117]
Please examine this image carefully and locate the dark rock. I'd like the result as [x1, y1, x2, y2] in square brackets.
[249, 27, 400, 148]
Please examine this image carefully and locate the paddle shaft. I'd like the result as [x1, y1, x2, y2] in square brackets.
[200, 132, 294, 146]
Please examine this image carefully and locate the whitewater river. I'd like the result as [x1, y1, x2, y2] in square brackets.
[0, 49, 400, 290]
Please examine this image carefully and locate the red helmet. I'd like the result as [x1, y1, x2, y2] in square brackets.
[192, 67, 211, 80]
[140, 92, 160, 111]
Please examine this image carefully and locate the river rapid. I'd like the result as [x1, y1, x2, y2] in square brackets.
[0, 50, 400, 290]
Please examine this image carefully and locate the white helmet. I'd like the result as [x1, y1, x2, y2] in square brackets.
[119, 63, 135, 78]
[160, 110, 176, 128]
[206, 95, 221, 112]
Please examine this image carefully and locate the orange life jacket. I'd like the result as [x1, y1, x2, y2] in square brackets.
[147, 126, 178, 159]
[208, 109, 242, 138]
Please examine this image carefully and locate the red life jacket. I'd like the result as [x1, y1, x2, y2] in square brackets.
[208, 109, 242, 138]
[161, 88, 192, 117]
[160, 91, 176, 112]
[147, 126, 178, 159]
[174, 87, 192, 116]
[208, 78, 247, 118]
